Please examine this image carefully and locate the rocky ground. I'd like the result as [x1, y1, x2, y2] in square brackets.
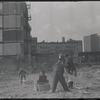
[0, 66, 100, 98]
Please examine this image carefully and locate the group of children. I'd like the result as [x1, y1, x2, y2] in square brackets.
[19, 68, 49, 85]
[18, 53, 76, 92]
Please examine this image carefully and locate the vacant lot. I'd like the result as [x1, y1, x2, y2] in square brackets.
[0, 66, 100, 98]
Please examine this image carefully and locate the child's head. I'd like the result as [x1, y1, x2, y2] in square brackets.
[19, 68, 22, 71]
[65, 53, 69, 58]
[41, 70, 45, 74]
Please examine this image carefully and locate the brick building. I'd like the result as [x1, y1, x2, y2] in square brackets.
[31, 38, 82, 64]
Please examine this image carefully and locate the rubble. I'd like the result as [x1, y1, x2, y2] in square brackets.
[0, 64, 100, 98]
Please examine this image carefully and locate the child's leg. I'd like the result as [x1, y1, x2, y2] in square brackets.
[21, 76, 23, 84]
[70, 81, 73, 87]
[24, 75, 26, 80]
[37, 80, 40, 84]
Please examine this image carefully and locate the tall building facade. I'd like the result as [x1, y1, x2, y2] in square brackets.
[31, 37, 37, 54]
[0, 2, 31, 58]
[83, 35, 91, 52]
[62, 37, 65, 42]
[99, 35, 100, 51]
[84, 34, 100, 52]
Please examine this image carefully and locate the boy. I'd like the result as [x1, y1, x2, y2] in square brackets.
[65, 54, 77, 76]
[37, 70, 49, 84]
[19, 68, 27, 84]
[65, 54, 77, 88]
[36, 70, 50, 92]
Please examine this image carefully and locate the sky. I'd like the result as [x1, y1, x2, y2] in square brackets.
[28, 1, 100, 42]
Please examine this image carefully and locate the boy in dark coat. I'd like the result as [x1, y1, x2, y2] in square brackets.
[36, 70, 50, 92]
[37, 70, 49, 84]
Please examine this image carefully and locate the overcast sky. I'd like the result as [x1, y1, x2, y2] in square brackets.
[29, 1, 100, 42]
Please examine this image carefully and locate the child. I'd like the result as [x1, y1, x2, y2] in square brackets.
[65, 54, 76, 88]
[19, 68, 27, 84]
[36, 70, 50, 92]
[68, 78, 74, 88]
[37, 70, 49, 84]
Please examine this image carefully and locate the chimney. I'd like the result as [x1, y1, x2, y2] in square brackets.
[62, 37, 65, 42]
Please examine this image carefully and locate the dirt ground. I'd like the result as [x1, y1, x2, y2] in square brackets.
[0, 66, 100, 98]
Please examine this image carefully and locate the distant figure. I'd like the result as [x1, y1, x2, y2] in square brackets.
[52, 54, 70, 93]
[65, 54, 77, 76]
[37, 70, 49, 84]
[19, 68, 27, 84]
[64, 54, 77, 88]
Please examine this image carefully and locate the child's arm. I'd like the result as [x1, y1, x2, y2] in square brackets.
[44, 75, 47, 80]
[18, 72, 21, 77]
[24, 70, 27, 75]
[52, 63, 57, 71]
[72, 65, 77, 77]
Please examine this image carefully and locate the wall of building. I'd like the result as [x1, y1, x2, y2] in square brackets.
[99, 35, 100, 51]
[31, 37, 37, 54]
[0, 43, 3, 55]
[34, 40, 82, 63]
[37, 41, 82, 55]
[0, 2, 31, 57]
[84, 34, 100, 52]
[91, 34, 99, 52]
[84, 35, 91, 52]
[3, 42, 21, 55]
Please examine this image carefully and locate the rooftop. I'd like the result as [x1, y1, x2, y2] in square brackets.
[38, 39, 82, 44]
